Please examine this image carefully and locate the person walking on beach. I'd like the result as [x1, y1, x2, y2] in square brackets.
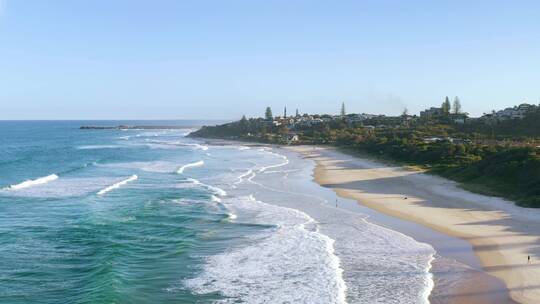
[335, 199, 338, 208]
[528, 255, 531, 264]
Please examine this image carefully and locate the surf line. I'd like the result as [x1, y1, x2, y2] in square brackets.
[5, 174, 59, 190]
[97, 175, 138, 195]
[186, 178, 227, 197]
[177, 160, 205, 174]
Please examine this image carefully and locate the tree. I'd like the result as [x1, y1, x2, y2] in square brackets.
[239, 115, 248, 132]
[278, 124, 288, 136]
[442, 96, 451, 115]
[265, 107, 273, 121]
[453, 96, 462, 114]
[340, 102, 346, 116]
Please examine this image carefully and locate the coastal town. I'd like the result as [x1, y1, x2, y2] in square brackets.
[265, 100, 538, 131]
[191, 98, 540, 208]
[224, 98, 540, 148]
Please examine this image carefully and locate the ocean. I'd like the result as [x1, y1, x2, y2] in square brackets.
[0, 121, 435, 303]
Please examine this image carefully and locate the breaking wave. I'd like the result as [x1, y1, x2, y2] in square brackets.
[4, 174, 59, 190]
[186, 178, 227, 197]
[76, 145, 121, 150]
[185, 195, 347, 304]
[177, 160, 205, 174]
[97, 175, 138, 195]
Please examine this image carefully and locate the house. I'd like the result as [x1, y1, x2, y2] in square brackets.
[449, 113, 468, 124]
[420, 107, 443, 119]
[452, 138, 472, 145]
[284, 132, 299, 144]
[486, 103, 538, 121]
[287, 133, 299, 142]
[423, 137, 444, 143]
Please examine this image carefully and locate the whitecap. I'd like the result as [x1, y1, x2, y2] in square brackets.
[4, 174, 59, 190]
[258, 154, 289, 172]
[177, 160, 205, 174]
[0, 177, 122, 198]
[185, 178, 227, 196]
[185, 195, 347, 304]
[98, 161, 177, 173]
[97, 175, 138, 195]
[234, 168, 254, 185]
[76, 145, 121, 150]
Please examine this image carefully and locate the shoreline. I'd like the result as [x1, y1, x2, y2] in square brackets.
[239, 143, 439, 302]
[288, 145, 540, 303]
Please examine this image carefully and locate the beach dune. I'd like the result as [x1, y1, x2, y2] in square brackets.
[291, 146, 540, 304]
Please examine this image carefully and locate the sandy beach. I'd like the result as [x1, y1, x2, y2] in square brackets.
[290, 146, 540, 304]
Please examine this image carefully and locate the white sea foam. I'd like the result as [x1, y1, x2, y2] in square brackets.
[179, 129, 194, 136]
[98, 161, 177, 173]
[142, 141, 209, 151]
[246, 171, 257, 183]
[161, 141, 208, 151]
[186, 178, 227, 197]
[4, 174, 59, 190]
[242, 180, 435, 303]
[234, 168, 253, 185]
[1, 177, 120, 198]
[225, 147, 436, 303]
[76, 145, 121, 150]
[258, 153, 289, 172]
[97, 175, 138, 195]
[192, 143, 209, 151]
[177, 160, 205, 174]
[423, 255, 435, 304]
[136, 131, 166, 137]
[263, 169, 300, 174]
[186, 195, 347, 303]
[210, 195, 222, 203]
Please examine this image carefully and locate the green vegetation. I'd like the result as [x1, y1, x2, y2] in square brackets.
[265, 107, 273, 121]
[437, 148, 540, 207]
[190, 105, 540, 207]
[442, 96, 451, 115]
[458, 108, 540, 137]
[452, 96, 462, 114]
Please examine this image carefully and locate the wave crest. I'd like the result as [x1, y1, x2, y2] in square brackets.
[186, 178, 227, 196]
[5, 174, 59, 190]
[185, 195, 347, 303]
[177, 161, 205, 174]
[97, 175, 138, 195]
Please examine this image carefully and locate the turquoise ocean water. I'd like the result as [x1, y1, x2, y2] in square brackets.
[0, 121, 435, 304]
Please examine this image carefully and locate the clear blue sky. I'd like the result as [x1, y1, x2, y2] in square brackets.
[1, 0, 539, 120]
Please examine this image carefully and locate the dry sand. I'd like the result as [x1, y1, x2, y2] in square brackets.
[290, 146, 540, 304]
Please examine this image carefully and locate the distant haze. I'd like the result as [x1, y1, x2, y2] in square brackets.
[0, 0, 539, 119]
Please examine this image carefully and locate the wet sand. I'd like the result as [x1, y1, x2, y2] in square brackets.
[290, 146, 539, 304]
